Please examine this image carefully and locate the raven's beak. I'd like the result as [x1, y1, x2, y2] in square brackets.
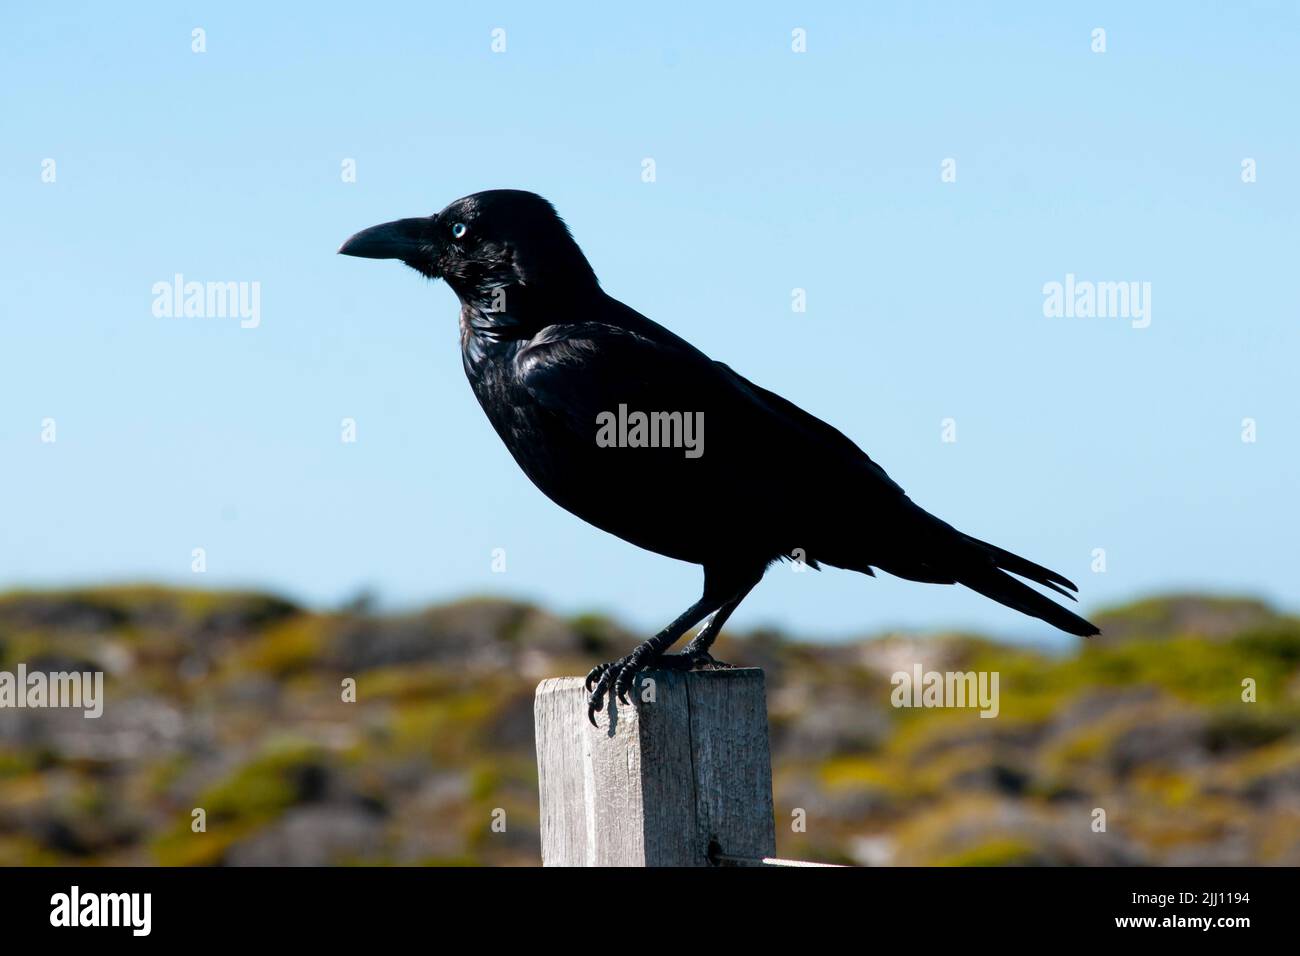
[338, 218, 430, 259]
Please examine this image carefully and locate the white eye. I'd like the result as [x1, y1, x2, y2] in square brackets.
[451, 222, 468, 239]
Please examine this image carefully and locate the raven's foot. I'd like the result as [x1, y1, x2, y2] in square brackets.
[584, 651, 736, 725]
[654, 651, 734, 672]
[585, 654, 654, 726]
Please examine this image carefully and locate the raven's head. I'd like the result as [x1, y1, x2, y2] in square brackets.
[339, 190, 597, 307]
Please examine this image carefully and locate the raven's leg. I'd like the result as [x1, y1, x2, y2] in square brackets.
[584, 568, 763, 726]
[658, 580, 755, 668]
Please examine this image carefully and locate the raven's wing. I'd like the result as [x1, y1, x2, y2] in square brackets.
[514, 319, 910, 516]
[709, 360, 906, 497]
[514, 322, 678, 435]
[515, 318, 1098, 636]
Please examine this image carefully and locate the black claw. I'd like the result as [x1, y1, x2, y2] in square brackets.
[585, 660, 616, 695]
[586, 662, 619, 726]
[587, 685, 606, 725]
[584, 653, 655, 724]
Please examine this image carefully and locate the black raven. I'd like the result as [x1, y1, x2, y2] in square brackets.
[340, 189, 1099, 724]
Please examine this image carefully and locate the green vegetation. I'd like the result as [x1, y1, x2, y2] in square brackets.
[0, 586, 1296, 865]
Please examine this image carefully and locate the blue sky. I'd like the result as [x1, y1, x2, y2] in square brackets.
[2, 2, 1297, 645]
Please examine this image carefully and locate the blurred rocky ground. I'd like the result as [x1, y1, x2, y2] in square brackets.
[0, 587, 1296, 865]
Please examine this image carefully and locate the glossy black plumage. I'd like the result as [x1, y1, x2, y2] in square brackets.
[340, 189, 1099, 723]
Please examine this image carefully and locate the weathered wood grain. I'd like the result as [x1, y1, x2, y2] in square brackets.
[534, 668, 776, 866]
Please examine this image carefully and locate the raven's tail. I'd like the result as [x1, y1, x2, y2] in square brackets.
[953, 532, 1100, 637]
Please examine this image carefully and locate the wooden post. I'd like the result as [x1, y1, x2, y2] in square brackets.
[534, 668, 777, 866]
